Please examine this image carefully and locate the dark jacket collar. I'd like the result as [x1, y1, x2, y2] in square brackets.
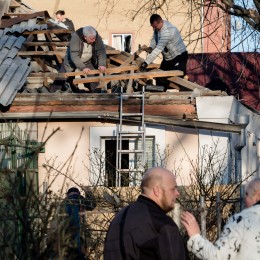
[137, 195, 165, 213]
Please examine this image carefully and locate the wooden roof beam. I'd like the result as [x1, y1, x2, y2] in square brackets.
[22, 29, 70, 35]
[29, 64, 160, 79]
[73, 70, 184, 84]
[23, 41, 69, 47]
[168, 76, 204, 90]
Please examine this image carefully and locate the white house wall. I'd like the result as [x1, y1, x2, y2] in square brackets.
[37, 121, 199, 194]
[38, 121, 95, 195]
[165, 126, 199, 186]
[235, 100, 260, 179]
[196, 96, 260, 184]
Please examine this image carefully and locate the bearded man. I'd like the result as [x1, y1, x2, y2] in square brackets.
[104, 167, 189, 260]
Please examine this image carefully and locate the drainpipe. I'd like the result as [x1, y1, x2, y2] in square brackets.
[257, 138, 260, 178]
[201, 0, 204, 53]
[234, 114, 249, 210]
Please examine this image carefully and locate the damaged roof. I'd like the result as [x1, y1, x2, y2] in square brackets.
[0, 35, 31, 106]
[0, 18, 47, 36]
[0, 11, 52, 106]
[0, 5, 259, 126]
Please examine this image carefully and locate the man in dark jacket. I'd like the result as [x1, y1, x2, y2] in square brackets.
[104, 167, 189, 260]
[65, 187, 96, 259]
[55, 10, 75, 41]
[51, 26, 107, 93]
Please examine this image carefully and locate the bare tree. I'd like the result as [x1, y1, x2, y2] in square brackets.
[94, 0, 259, 51]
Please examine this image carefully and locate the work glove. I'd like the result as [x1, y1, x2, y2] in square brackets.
[145, 47, 153, 53]
[139, 62, 148, 72]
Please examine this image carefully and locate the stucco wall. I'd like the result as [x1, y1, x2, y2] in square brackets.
[24, 0, 202, 53]
[165, 126, 199, 186]
[37, 121, 108, 194]
[37, 121, 199, 193]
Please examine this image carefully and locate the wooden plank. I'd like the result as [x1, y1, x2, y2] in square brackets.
[109, 54, 130, 64]
[4, 13, 31, 17]
[73, 70, 184, 84]
[18, 51, 66, 56]
[126, 70, 134, 93]
[20, 34, 35, 51]
[119, 46, 143, 66]
[168, 76, 204, 90]
[33, 57, 49, 72]
[104, 115, 242, 134]
[0, 11, 50, 29]
[22, 29, 70, 35]
[21, 42, 119, 54]
[29, 65, 160, 79]
[106, 50, 121, 55]
[23, 42, 69, 47]
[7, 102, 196, 119]
[98, 46, 144, 90]
[45, 32, 63, 65]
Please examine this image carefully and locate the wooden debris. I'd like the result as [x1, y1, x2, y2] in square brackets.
[168, 76, 204, 90]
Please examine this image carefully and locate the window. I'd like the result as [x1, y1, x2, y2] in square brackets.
[89, 126, 165, 187]
[112, 34, 132, 53]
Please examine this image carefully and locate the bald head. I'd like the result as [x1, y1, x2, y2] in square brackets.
[141, 167, 179, 212]
[245, 177, 260, 208]
[141, 168, 162, 192]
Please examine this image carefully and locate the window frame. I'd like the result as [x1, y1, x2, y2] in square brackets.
[111, 33, 133, 53]
[89, 125, 165, 186]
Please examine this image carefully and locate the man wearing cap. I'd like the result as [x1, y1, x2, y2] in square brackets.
[51, 26, 107, 93]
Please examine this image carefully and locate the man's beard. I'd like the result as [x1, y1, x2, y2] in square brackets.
[160, 189, 174, 213]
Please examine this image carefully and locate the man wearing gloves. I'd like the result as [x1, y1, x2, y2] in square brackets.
[140, 14, 187, 90]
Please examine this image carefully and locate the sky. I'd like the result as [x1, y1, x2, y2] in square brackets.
[231, 0, 259, 52]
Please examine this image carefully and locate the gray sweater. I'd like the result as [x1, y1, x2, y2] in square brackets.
[146, 20, 186, 64]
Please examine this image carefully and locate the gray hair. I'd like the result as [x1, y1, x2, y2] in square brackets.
[83, 26, 97, 37]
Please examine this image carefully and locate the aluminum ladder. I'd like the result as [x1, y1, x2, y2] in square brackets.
[116, 86, 146, 186]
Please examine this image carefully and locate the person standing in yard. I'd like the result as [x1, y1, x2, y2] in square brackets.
[104, 167, 189, 260]
[181, 177, 260, 260]
[64, 187, 96, 259]
[139, 14, 188, 90]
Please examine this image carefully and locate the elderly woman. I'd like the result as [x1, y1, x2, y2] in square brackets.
[181, 178, 260, 260]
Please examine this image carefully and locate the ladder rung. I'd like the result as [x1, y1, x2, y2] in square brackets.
[118, 149, 144, 153]
[122, 113, 143, 116]
[119, 130, 144, 134]
[122, 94, 143, 98]
[117, 169, 143, 172]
